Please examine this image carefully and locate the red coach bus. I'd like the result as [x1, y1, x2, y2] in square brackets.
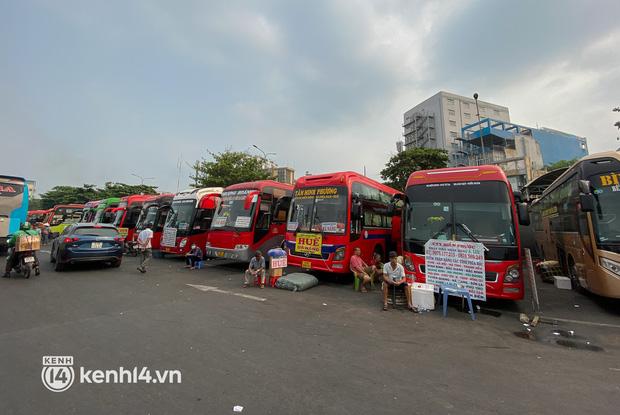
[205, 181, 293, 261]
[402, 166, 530, 300]
[133, 193, 174, 251]
[160, 188, 223, 256]
[285, 171, 402, 273]
[27, 209, 51, 223]
[112, 194, 153, 241]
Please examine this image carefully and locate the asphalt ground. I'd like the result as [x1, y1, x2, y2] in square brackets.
[1, 251, 619, 415]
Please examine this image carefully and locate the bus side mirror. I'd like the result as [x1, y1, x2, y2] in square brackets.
[578, 180, 591, 194]
[513, 191, 523, 203]
[517, 203, 530, 226]
[351, 198, 363, 220]
[579, 194, 595, 213]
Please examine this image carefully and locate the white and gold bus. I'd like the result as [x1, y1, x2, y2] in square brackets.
[530, 151, 620, 298]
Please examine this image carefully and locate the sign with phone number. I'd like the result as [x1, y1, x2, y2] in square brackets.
[295, 233, 322, 255]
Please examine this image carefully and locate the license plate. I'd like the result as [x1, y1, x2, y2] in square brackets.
[301, 260, 311, 269]
[24, 256, 35, 263]
[216, 251, 225, 257]
[91, 242, 103, 249]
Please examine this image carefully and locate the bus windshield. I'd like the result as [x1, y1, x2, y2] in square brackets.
[211, 190, 257, 231]
[136, 205, 158, 231]
[288, 186, 348, 234]
[591, 173, 620, 244]
[405, 181, 516, 255]
[51, 207, 82, 226]
[112, 209, 125, 227]
[165, 199, 196, 235]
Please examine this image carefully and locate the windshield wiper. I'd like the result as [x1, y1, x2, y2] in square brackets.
[456, 223, 489, 252]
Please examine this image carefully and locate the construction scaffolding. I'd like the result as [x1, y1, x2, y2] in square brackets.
[403, 112, 436, 150]
[455, 118, 546, 189]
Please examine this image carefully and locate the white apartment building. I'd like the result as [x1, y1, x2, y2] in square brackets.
[402, 91, 510, 164]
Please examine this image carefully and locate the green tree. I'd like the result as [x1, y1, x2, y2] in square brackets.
[98, 182, 158, 199]
[191, 150, 273, 188]
[380, 148, 448, 191]
[545, 159, 577, 171]
[40, 183, 157, 209]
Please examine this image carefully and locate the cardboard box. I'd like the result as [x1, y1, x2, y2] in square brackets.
[553, 276, 572, 290]
[411, 282, 435, 310]
[16, 235, 41, 252]
[270, 268, 283, 277]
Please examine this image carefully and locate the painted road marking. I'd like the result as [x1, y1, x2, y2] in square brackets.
[41, 250, 51, 254]
[186, 284, 266, 302]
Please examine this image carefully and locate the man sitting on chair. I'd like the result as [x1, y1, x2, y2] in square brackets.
[350, 247, 372, 292]
[244, 250, 266, 288]
[185, 244, 203, 269]
[382, 251, 413, 311]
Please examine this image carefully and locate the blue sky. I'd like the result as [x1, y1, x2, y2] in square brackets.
[2, 0, 619, 194]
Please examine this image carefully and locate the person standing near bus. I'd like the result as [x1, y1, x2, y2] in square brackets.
[136, 224, 153, 273]
[382, 251, 412, 311]
[350, 247, 372, 292]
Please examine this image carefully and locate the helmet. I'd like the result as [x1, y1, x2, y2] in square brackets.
[20, 221, 31, 231]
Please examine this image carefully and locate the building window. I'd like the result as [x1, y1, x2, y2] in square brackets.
[494, 109, 500, 116]
[464, 112, 471, 118]
[448, 109, 455, 116]
[450, 131, 457, 138]
[447, 98, 455, 105]
[449, 120, 457, 127]
[462, 102, 470, 108]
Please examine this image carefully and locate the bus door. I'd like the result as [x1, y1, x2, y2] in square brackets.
[254, 193, 273, 244]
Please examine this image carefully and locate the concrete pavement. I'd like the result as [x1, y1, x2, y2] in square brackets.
[1, 255, 619, 414]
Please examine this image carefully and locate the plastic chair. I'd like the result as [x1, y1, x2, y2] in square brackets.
[441, 284, 475, 320]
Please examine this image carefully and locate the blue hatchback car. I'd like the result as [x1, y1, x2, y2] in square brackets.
[50, 223, 123, 271]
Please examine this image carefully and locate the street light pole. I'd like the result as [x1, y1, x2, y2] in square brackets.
[473, 93, 486, 163]
[131, 173, 155, 186]
[252, 144, 277, 169]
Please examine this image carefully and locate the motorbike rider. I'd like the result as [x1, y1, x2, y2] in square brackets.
[3, 221, 39, 278]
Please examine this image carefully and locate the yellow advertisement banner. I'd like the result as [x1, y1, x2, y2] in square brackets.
[118, 227, 129, 238]
[295, 233, 322, 255]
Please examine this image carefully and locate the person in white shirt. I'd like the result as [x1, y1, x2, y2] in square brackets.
[382, 251, 413, 311]
[136, 225, 154, 273]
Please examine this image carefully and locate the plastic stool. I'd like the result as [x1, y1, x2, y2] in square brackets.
[441, 284, 475, 320]
[354, 274, 360, 291]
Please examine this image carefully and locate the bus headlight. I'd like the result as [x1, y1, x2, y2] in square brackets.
[235, 244, 249, 250]
[179, 238, 188, 248]
[403, 255, 415, 272]
[334, 247, 345, 261]
[600, 257, 620, 276]
[504, 266, 520, 283]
